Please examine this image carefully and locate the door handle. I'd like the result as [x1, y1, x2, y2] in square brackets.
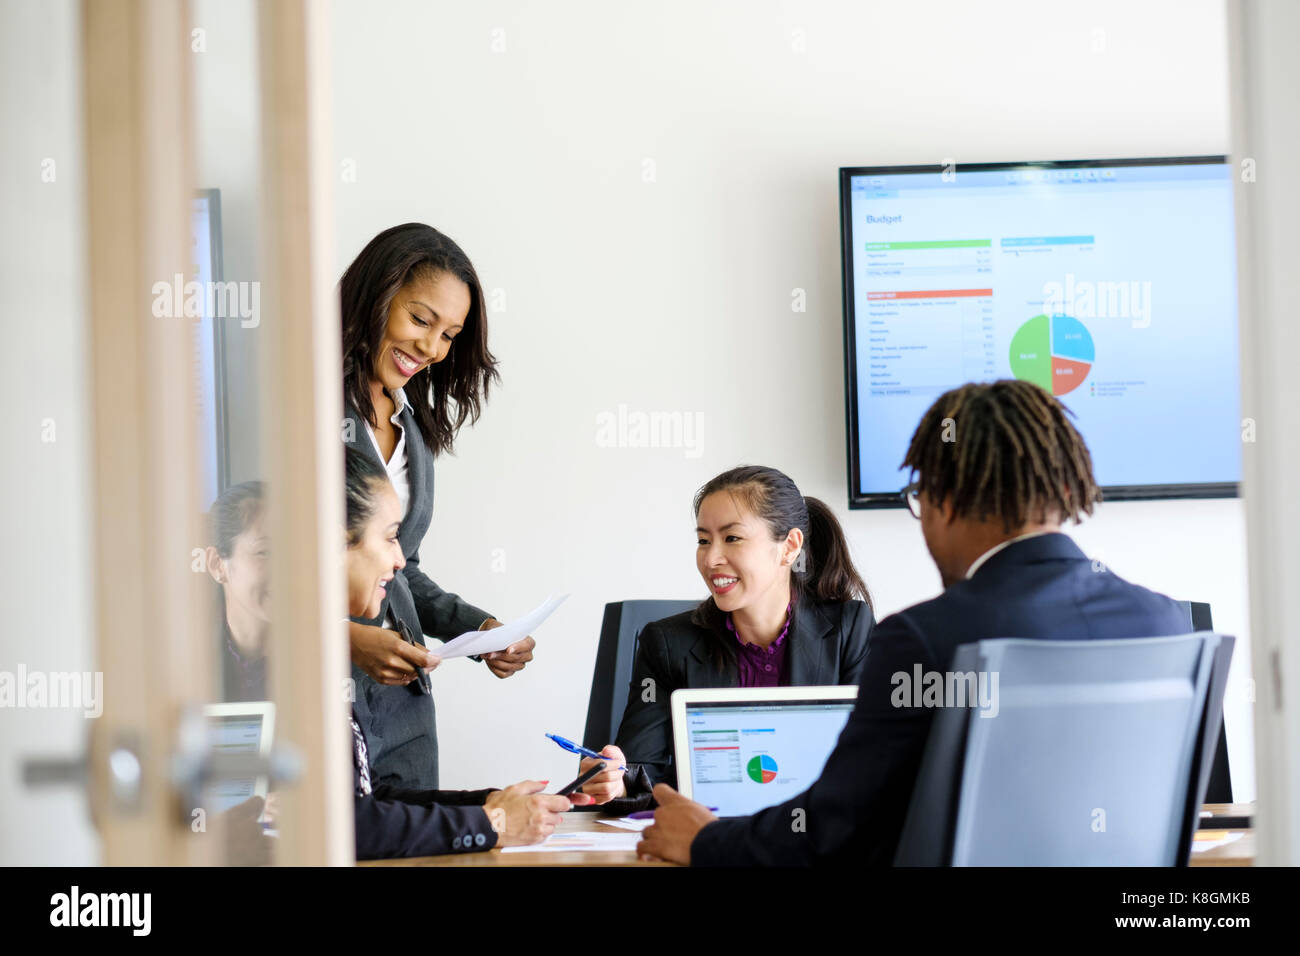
[23, 710, 303, 826]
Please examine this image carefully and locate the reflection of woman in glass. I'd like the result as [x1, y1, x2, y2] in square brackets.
[204, 481, 269, 702]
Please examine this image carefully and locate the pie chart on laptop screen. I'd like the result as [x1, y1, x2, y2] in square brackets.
[1009, 313, 1095, 396]
[746, 754, 778, 784]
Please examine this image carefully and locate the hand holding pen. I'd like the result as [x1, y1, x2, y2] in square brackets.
[546, 733, 629, 805]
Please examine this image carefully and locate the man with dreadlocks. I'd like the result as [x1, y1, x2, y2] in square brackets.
[639, 379, 1189, 866]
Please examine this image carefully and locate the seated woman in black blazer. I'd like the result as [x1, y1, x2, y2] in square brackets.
[204, 480, 270, 703]
[579, 465, 875, 812]
[343, 448, 591, 858]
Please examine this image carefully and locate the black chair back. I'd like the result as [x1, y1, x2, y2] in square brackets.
[582, 599, 698, 750]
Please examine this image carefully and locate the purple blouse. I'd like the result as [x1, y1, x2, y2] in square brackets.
[725, 602, 792, 688]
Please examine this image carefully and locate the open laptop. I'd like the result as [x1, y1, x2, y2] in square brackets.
[671, 686, 857, 817]
[202, 701, 275, 815]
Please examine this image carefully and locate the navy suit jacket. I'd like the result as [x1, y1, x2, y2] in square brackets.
[690, 533, 1190, 867]
[351, 711, 499, 860]
[345, 399, 494, 790]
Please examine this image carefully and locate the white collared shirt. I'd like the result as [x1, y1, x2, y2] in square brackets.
[362, 386, 411, 519]
[964, 530, 1053, 580]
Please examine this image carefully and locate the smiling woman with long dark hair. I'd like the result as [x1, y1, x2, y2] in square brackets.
[577, 464, 876, 813]
[341, 224, 498, 461]
[340, 223, 535, 790]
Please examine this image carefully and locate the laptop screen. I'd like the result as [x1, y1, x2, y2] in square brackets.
[683, 698, 855, 816]
[204, 711, 269, 814]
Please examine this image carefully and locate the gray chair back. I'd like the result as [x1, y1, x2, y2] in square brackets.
[895, 632, 1232, 866]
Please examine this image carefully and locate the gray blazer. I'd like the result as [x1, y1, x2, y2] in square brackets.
[345, 399, 493, 790]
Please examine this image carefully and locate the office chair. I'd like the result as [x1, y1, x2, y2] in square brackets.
[581, 599, 699, 751]
[1176, 600, 1234, 805]
[893, 632, 1234, 866]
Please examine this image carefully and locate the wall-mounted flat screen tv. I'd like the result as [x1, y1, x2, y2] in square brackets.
[840, 156, 1240, 508]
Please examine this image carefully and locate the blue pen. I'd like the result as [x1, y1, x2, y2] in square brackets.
[546, 733, 627, 772]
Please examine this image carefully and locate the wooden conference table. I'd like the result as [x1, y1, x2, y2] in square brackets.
[360, 810, 666, 867]
[360, 803, 1256, 867]
[1190, 802, 1256, 867]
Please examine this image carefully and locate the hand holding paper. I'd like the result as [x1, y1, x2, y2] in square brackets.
[480, 624, 534, 678]
[437, 594, 568, 661]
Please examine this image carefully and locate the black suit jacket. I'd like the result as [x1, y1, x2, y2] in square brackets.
[351, 710, 499, 860]
[607, 597, 874, 814]
[345, 399, 494, 790]
[690, 533, 1191, 866]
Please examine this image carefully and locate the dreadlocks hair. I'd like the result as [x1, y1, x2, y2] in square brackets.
[901, 379, 1101, 532]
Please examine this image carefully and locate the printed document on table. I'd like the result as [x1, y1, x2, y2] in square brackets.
[597, 817, 653, 832]
[500, 831, 642, 854]
[436, 594, 568, 660]
[1190, 831, 1245, 854]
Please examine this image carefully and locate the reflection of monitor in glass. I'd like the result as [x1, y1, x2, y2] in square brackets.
[839, 157, 1241, 508]
[192, 189, 230, 505]
[202, 701, 275, 815]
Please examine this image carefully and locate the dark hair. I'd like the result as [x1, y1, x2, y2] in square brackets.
[902, 379, 1101, 532]
[345, 448, 391, 546]
[340, 223, 500, 456]
[208, 481, 265, 557]
[693, 465, 872, 608]
[208, 481, 266, 662]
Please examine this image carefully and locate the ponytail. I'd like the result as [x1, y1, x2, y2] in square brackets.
[801, 495, 871, 608]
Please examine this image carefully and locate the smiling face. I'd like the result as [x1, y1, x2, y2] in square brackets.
[346, 482, 406, 619]
[207, 511, 271, 624]
[372, 270, 471, 390]
[695, 490, 802, 615]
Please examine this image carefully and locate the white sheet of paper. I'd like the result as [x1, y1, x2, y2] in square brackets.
[596, 817, 653, 832]
[435, 594, 568, 660]
[1190, 831, 1245, 853]
[500, 830, 642, 854]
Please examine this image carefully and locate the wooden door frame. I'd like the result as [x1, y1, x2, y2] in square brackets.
[257, 0, 353, 866]
[82, 0, 351, 865]
[82, 0, 209, 866]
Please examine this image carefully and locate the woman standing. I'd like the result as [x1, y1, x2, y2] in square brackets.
[341, 223, 535, 790]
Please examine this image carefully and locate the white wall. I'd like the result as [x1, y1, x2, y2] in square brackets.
[0, 0, 99, 864]
[326, 0, 1254, 798]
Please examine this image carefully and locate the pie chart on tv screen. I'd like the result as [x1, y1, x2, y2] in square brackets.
[1009, 313, 1095, 396]
[746, 754, 778, 784]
